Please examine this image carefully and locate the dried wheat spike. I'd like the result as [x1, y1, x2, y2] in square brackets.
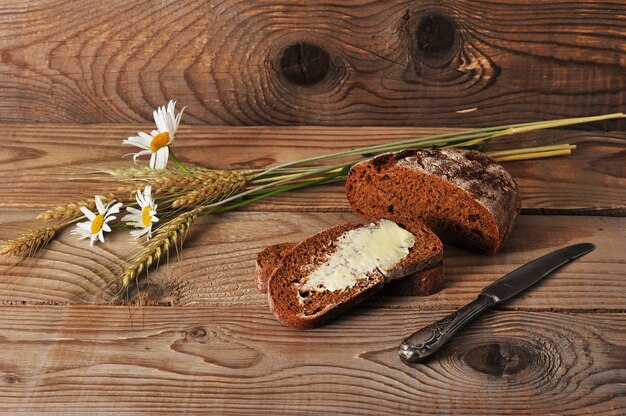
[1, 225, 60, 257]
[106, 166, 209, 179]
[36, 193, 127, 222]
[171, 170, 249, 208]
[120, 206, 202, 287]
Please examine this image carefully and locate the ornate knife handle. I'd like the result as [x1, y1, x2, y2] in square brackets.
[399, 294, 495, 364]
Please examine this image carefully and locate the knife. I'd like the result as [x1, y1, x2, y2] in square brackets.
[399, 243, 595, 364]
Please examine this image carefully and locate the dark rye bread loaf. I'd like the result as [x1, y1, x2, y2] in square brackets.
[346, 148, 521, 254]
[256, 242, 445, 296]
[268, 220, 442, 329]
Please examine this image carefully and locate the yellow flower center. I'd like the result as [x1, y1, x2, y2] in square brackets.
[150, 132, 170, 152]
[141, 206, 153, 227]
[91, 214, 105, 234]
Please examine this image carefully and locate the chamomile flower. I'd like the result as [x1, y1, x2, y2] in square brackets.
[122, 100, 186, 170]
[71, 196, 123, 246]
[122, 185, 159, 240]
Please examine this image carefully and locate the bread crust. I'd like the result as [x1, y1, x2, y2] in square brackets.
[382, 261, 444, 296]
[255, 242, 296, 292]
[346, 148, 521, 254]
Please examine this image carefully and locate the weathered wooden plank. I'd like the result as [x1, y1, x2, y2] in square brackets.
[0, 306, 622, 415]
[2, 125, 624, 213]
[1, 1, 625, 127]
[1, 211, 623, 311]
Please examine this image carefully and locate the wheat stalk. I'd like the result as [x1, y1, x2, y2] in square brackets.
[36, 170, 253, 222]
[171, 170, 250, 208]
[36, 193, 123, 222]
[1, 224, 64, 257]
[141, 170, 245, 195]
[104, 166, 210, 179]
[120, 206, 203, 287]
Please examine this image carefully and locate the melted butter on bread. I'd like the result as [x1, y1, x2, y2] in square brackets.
[298, 219, 416, 293]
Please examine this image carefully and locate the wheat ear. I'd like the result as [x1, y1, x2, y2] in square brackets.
[1, 224, 64, 257]
[36, 193, 130, 222]
[120, 206, 203, 287]
[104, 166, 209, 179]
[36, 168, 250, 221]
[138, 170, 241, 194]
[171, 170, 249, 208]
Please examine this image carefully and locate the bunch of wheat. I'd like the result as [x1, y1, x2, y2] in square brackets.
[2, 104, 623, 289]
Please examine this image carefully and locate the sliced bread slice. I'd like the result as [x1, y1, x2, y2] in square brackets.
[256, 242, 444, 297]
[267, 219, 442, 329]
[382, 261, 444, 296]
[346, 148, 521, 254]
[255, 242, 297, 293]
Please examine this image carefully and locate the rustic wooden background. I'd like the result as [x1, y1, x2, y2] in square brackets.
[0, 0, 625, 415]
[1, 0, 625, 128]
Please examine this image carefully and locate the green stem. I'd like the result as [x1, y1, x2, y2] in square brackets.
[204, 160, 361, 210]
[486, 144, 576, 158]
[168, 148, 191, 174]
[208, 174, 344, 214]
[255, 113, 624, 177]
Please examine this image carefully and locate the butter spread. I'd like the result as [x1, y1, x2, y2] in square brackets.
[298, 219, 416, 293]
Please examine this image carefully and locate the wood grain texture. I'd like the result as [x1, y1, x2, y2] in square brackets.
[1, 0, 625, 127]
[0, 306, 623, 415]
[1, 125, 624, 213]
[1, 210, 624, 310]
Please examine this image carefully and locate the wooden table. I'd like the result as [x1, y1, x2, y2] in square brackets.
[0, 125, 624, 414]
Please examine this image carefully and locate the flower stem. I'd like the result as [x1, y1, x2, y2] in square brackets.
[168, 148, 191, 174]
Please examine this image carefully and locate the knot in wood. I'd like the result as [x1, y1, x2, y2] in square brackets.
[416, 14, 456, 55]
[189, 326, 207, 341]
[3, 374, 19, 384]
[465, 341, 535, 377]
[279, 42, 330, 86]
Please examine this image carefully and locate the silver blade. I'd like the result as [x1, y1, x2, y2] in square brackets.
[483, 243, 594, 304]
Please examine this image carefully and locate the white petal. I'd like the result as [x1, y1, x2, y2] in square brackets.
[71, 227, 90, 239]
[108, 202, 123, 215]
[152, 215, 159, 223]
[98, 231, 105, 243]
[134, 194, 143, 207]
[154, 147, 169, 169]
[102, 224, 111, 232]
[131, 227, 150, 239]
[95, 195, 105, 215]
[164, 114, 175, 138]
[138, 132, 154, 141]
[144, 185, 152, 200]
[76, 221, 91, 231]
[90, 234, 97, 246]
[149, 153, 157, 169]
[154, 108, 167, 132]
[131, 150, 153, 163]
[104, 215, 117, 223]
[80, 207, 96, 221]
[122, 213, 136, 222]
[123, 135, 151, 150]
[174, 106, 186, 131]
[126, 207, 141, 215]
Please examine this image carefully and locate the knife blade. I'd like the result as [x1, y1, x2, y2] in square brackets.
[399, 243, 595, 364]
